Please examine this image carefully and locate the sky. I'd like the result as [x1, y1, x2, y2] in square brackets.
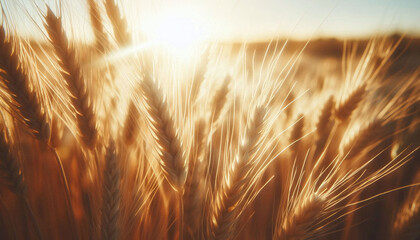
[158, 0, 420, 40]
[2, 0, 420, 41]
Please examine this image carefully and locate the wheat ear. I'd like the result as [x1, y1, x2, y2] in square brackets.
[290, 114, 304, 154]
[44, 8, 97, 149]
[122, 99, 141, 146]
[393, 188, 420, 239]
[0, 129, 27, 196]
[0, 26, 50, 142]
[210, 106, 266, 240]
[101, 140, 121, 240]
[313, 96, 335, 160]
[316, 96, 335, 136]
[210, 75, 230, 124]
[335, 84, 366, 121]
[392, 169, 420, 239]
[88, 0, 109, 53]
[0, 128, 44, 240]
[104, 0, 131, 46]
[342, 120, 384, 160]
[184, 118, 205, 238]
[140, 75, 186, 239]
[277, 195, 325, 240]
[140, 75, 186, 190]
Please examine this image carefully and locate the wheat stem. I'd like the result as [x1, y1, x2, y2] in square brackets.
[23, 197, 44, 240]
[50, 146, 80, 240]
[179, 191, 184, 240]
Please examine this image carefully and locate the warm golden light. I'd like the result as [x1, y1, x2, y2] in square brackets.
[153, 14, 203, 49]
[143, 7, 208, 60]
[0, 1, 419, 240]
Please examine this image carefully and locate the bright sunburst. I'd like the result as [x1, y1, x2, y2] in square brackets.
[154, 14, 203, 48]
[143, 6, 208, 59]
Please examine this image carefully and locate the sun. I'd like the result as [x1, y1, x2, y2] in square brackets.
[154, 15, 203, 48]
[145, 7, 208, 55]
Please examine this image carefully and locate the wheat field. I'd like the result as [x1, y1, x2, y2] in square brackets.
[0, 1, 419, 240]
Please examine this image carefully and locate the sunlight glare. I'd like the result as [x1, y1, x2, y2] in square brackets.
[146, 8, 208, 60]
[155, 15, 202, 48]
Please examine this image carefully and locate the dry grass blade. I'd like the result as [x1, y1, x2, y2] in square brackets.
[44, 8, 97, 149]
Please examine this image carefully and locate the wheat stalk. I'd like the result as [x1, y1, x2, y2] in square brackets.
[88, 0, 109, 53]
[209, 106, 266, 240]
[335, 84, 366, 122]
[101, 139, 121, 240]
[0, 26, 50, 142]
[139, 74, 187, 239]
[393, 188, 420, 239]
[44, 7, 97, 149]
[316, 96, 335, 136]
[0, 128, 27, 197]
[104, 0, 131, 46]
[210, 75, 230, 124]
[140, 74, 187, 190]
[277, 194, 325, 240]
[0, 127, 43, 240]
[183, 118, 205, 238]
[122, 99, 141, 146]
